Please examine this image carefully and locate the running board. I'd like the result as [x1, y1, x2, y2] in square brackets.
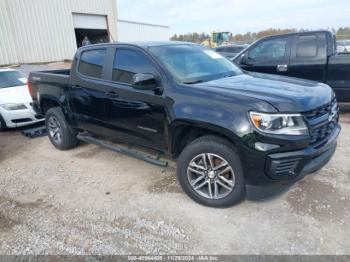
[77, 134, 168, 167]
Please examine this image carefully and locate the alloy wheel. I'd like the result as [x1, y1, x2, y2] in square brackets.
[47, 116, 63, 144]
[187, 153, 235, 200]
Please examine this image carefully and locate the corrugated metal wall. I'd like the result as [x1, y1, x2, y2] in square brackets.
[0, 0, 117, 65]
[117, 20, 170, 42]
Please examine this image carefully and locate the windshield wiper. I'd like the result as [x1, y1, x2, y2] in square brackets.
[183, 80, 204, 84]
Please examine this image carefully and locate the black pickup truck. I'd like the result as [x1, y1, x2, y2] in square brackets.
[28, 42, 340, 207]
[233, 30, 350, 102]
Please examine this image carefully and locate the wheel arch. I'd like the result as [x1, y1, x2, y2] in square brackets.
[169, 120, 241, 157]
[40, 96, 61, 115]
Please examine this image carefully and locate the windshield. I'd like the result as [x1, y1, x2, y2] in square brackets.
[149, 45, 242, 84]
[0, 70, 27, 89]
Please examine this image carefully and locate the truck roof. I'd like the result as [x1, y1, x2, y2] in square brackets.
[78, 41, 198, 51]
[260, 30, 333, 39]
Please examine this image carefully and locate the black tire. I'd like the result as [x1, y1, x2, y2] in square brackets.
[177, 135, 246, 208]
[0, 114, 7, 131]
[45, 107, 78, 150]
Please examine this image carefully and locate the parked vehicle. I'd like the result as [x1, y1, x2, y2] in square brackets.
[0, 68, 44, 130]
[29, 42, 340, 207]
[233, 31, 350, 102]
[337, 40, 349, 53]
[215, 44, 248, 60]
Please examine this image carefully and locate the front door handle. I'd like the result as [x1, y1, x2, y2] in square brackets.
[107, 91, 119, 98]
[277, 64, 288, 72]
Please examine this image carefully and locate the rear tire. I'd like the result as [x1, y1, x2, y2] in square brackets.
[177, 135, 246, 208]
[45, 107, 78, 150]
[0, 114, 7, 131]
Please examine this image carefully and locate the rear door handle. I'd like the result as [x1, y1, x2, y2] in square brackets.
[71, 85, 82, 90]
[277, 64, 288, 72]
[106, 91, 119, 98]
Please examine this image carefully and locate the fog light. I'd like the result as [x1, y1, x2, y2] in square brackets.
[254, 142, 280, 152]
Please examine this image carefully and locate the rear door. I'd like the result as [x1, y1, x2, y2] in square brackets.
[288, 33, 328, 82]
[240, 36, 291, 75]
[103, 46, 167, 151]
[69, 48, 111, 135]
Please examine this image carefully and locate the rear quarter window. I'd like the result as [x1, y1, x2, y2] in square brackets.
[78, 49, 106, 78]
[296, 35, 318, 58]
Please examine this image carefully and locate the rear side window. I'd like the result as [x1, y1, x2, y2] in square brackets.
[112, 49, 157, 84]
[78, 49, 106, 78]
[296, 35, 318, 57]
[249, 38, 287, 62]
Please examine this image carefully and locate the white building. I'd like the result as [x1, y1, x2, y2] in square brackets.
[0, 0, 171, 66]
[117, 19, 170, 42]
[0, 0, 118, 65]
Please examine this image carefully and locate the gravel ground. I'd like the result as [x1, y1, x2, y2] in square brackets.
[0, 64, 349, 255]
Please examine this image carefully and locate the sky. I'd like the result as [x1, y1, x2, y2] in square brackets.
[117, 0, 350, 35]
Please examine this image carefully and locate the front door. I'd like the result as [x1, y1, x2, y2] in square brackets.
[104, 47, 166, 151]
[240, 36, 291, 76]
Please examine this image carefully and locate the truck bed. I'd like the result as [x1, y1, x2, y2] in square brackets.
[30, 69, 70, 85]
[28, 69, 71, 114]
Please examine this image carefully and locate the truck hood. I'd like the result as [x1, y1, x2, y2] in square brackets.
[0, 85, 32, 104]
[195, 72, 333, 112]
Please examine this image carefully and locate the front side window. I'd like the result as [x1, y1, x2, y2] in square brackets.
[0, 71, 26, 89]
[113, 49, 157, 84]
[296, 35, 317, 58]
[226, 46, 244, 53]
[249, 38, 288, 62]
[78, 49, 106, 79]
[149, 45, 242, 84]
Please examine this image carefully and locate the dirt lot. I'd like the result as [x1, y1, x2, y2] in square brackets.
[0, 64, 349, 255]
[0, 109, 348, 255]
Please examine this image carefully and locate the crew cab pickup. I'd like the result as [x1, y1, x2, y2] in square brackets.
[233, 30, 350, 102]
[28, 42, 341, 207]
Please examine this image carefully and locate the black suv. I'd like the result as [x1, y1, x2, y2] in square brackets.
[29, 42, 341, 207]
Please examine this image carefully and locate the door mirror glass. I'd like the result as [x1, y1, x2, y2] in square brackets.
[241, 53, 249, 64]
[132, 73, 158, 90]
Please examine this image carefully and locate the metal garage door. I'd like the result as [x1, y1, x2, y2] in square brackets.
[73, 13, 107, 29]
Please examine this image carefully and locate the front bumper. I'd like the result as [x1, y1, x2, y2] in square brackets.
[0, 103, 44, 128]
[243, 125, 341, 185]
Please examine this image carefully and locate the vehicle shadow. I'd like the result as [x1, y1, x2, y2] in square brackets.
[246, 183, 293, 202]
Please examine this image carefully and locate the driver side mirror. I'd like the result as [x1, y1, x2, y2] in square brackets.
[132, 73, 159, 91]
[240, 53, 250, 65]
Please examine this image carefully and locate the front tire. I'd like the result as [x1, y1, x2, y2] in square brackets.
[0, 114, 7, 131]
[177, 135, 246, 208]
[45, 107, 78, 150]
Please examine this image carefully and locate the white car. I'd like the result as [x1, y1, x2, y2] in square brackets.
[337, 40, 350, 53]
[0, 68, 44, 130]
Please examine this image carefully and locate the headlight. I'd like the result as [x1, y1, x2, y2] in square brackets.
[250, 112, 308, 135]
[1, 103, 27, 111]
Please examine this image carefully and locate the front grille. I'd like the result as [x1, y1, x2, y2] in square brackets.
[304, 98, 339, 146]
